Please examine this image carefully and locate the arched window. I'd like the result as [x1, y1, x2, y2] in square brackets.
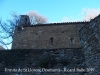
[50, 37, 53, 45]
[70, 38, 74, 46]
[25, 18, 27, 24]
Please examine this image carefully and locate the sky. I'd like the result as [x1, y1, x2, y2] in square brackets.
[0, 0, 100, 49]
[0, 0, 100, 23]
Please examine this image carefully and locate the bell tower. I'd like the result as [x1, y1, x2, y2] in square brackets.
[17, 15, 31, 32]
[19, 15, 30, 26]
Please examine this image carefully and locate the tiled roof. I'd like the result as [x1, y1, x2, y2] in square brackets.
[22, 21, 89, 27]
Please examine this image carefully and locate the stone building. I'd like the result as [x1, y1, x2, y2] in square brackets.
[0, 15, 100, 75]
[12, 15, 89, 49]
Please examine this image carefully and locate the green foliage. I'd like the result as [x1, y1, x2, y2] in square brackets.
[39, 55, 57, 68]
[58, 58, 70, 66]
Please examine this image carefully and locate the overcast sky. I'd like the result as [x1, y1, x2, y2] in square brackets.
[0, 0, 100, 22]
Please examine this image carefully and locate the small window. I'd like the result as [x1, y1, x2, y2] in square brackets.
[28, 23, 30, 25]
[25, 18, 27, 24]
[17, 26, 22, 32]
[62, 31, 64, 33]
[25, 18, 27, 22]
[70, 38, 74, 46]
[50, 37, 53, 45]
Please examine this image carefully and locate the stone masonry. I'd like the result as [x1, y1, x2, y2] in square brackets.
[12, 21, 88, 49]
[79, 14, 100, 75]
[0, 15, 100, 75]
[0, 48, 86, 75]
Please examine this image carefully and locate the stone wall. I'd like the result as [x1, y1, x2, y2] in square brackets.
[12, 22, 88, 49]
[79, 15, 100, 75]
[0, 48, 86, 75]
[1, 14, 100, 75]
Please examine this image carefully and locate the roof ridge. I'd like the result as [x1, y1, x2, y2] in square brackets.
[35, 21, 90, 25]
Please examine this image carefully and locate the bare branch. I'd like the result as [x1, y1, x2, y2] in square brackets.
[0, 11, 48, 49]
[82, 8, 100, 21]
[27, 11, 47, 25]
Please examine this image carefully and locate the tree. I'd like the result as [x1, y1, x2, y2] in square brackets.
[0, 45, 5, 50]
[0, 11, 47, 49]
[27, 11, 47, 25]
[82, 8, 100, 21]
[0, 18, 15, 49]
